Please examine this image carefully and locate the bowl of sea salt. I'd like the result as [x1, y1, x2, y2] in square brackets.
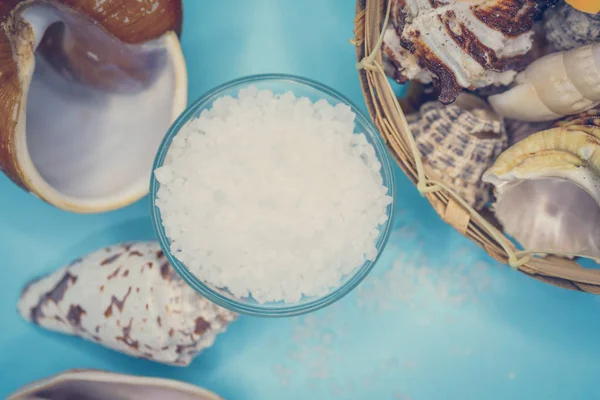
[150, 74, 395, 317]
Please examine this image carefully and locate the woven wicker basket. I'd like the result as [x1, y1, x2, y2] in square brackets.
[354, 0, 600, 294]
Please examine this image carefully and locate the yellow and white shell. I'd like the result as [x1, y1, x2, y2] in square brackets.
[482, 111, 600, 258]
[407, 94, 508, 209]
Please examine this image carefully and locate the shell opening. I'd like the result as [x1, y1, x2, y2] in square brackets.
[13, 373, 215, 400]
[15, 4, 186, 212]
[494, 177, 600, 258]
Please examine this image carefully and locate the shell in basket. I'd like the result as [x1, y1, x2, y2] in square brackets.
[504, 119, 555, 146]
[18, 242, 237, 366]
[356, 0, 600, 293]
[0, 0, 187, 213]
[544, 3, 600, 52]
[482, 111, 600, 259]
[383, 0, 555, 104]
[7, 369, 223, 400]
[407, 94, 507, 209]
[488, 43, 600, 122]
[565, 0, 600, 14]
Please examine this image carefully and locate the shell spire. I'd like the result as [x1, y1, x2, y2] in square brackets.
[544, 3, 600, 52]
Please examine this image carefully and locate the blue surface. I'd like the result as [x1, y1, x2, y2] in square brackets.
[1, 1, 599, 399]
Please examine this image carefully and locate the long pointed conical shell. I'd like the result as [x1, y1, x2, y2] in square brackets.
[482, 115, 600, 257]
[18, 242, 237, 366]
[7, 369, 222, 400]
[489, 43, 600, 122]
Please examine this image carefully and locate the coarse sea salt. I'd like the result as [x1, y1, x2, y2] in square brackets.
[154, 86, 392, 304]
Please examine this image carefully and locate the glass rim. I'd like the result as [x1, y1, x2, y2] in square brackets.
[150, 73, 396, 317]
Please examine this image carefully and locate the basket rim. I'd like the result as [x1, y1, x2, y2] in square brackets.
[353, 0, 600, 295]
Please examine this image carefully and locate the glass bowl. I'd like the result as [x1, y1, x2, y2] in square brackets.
[150, 74, 395, 317]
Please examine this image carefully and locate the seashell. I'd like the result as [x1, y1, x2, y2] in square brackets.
[0, 1, 188, 213]
[488, 43, 600, 122]
[407, 94, 508, 209]
[382, 25, 434, 85]
[565, 0, 600, 14]
[482, 111, 600, 258]
[556, 108, 600, 128]
[395, 81, 441, 115]
[7, 369, 223, 400]
[383, 0, 555, 104]
[18, 242, 237, 367]
[544, 3, 600, 51]
[504, 118, 555, 145]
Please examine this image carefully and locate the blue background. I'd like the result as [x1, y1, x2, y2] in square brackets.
[1, 1, 599, 399]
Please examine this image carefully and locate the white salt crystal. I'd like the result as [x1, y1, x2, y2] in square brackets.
[317, 103, 335, 122]
[280, 91, 296, 104]
[155, 86, 391, 304]
[154, 166, 173, 184]
[256, 90, 274, 105]
[238, 86, 258, 100]
[333, 103, 355, 122]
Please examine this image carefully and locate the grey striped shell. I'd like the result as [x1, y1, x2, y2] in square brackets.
[544, 4, 600, 52]
[407, 95, 508, 209]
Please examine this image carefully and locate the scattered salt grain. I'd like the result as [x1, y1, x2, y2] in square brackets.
[155, 86, 392, 303]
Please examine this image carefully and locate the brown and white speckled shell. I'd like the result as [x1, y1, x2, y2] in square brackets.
[18, 242, 237, 367]
[384, 0, 556, 104]
[407, 95, 508, 209]
[544, 3, 600, 51]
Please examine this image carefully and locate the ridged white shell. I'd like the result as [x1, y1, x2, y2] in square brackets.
[489, 43, 600, 122]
